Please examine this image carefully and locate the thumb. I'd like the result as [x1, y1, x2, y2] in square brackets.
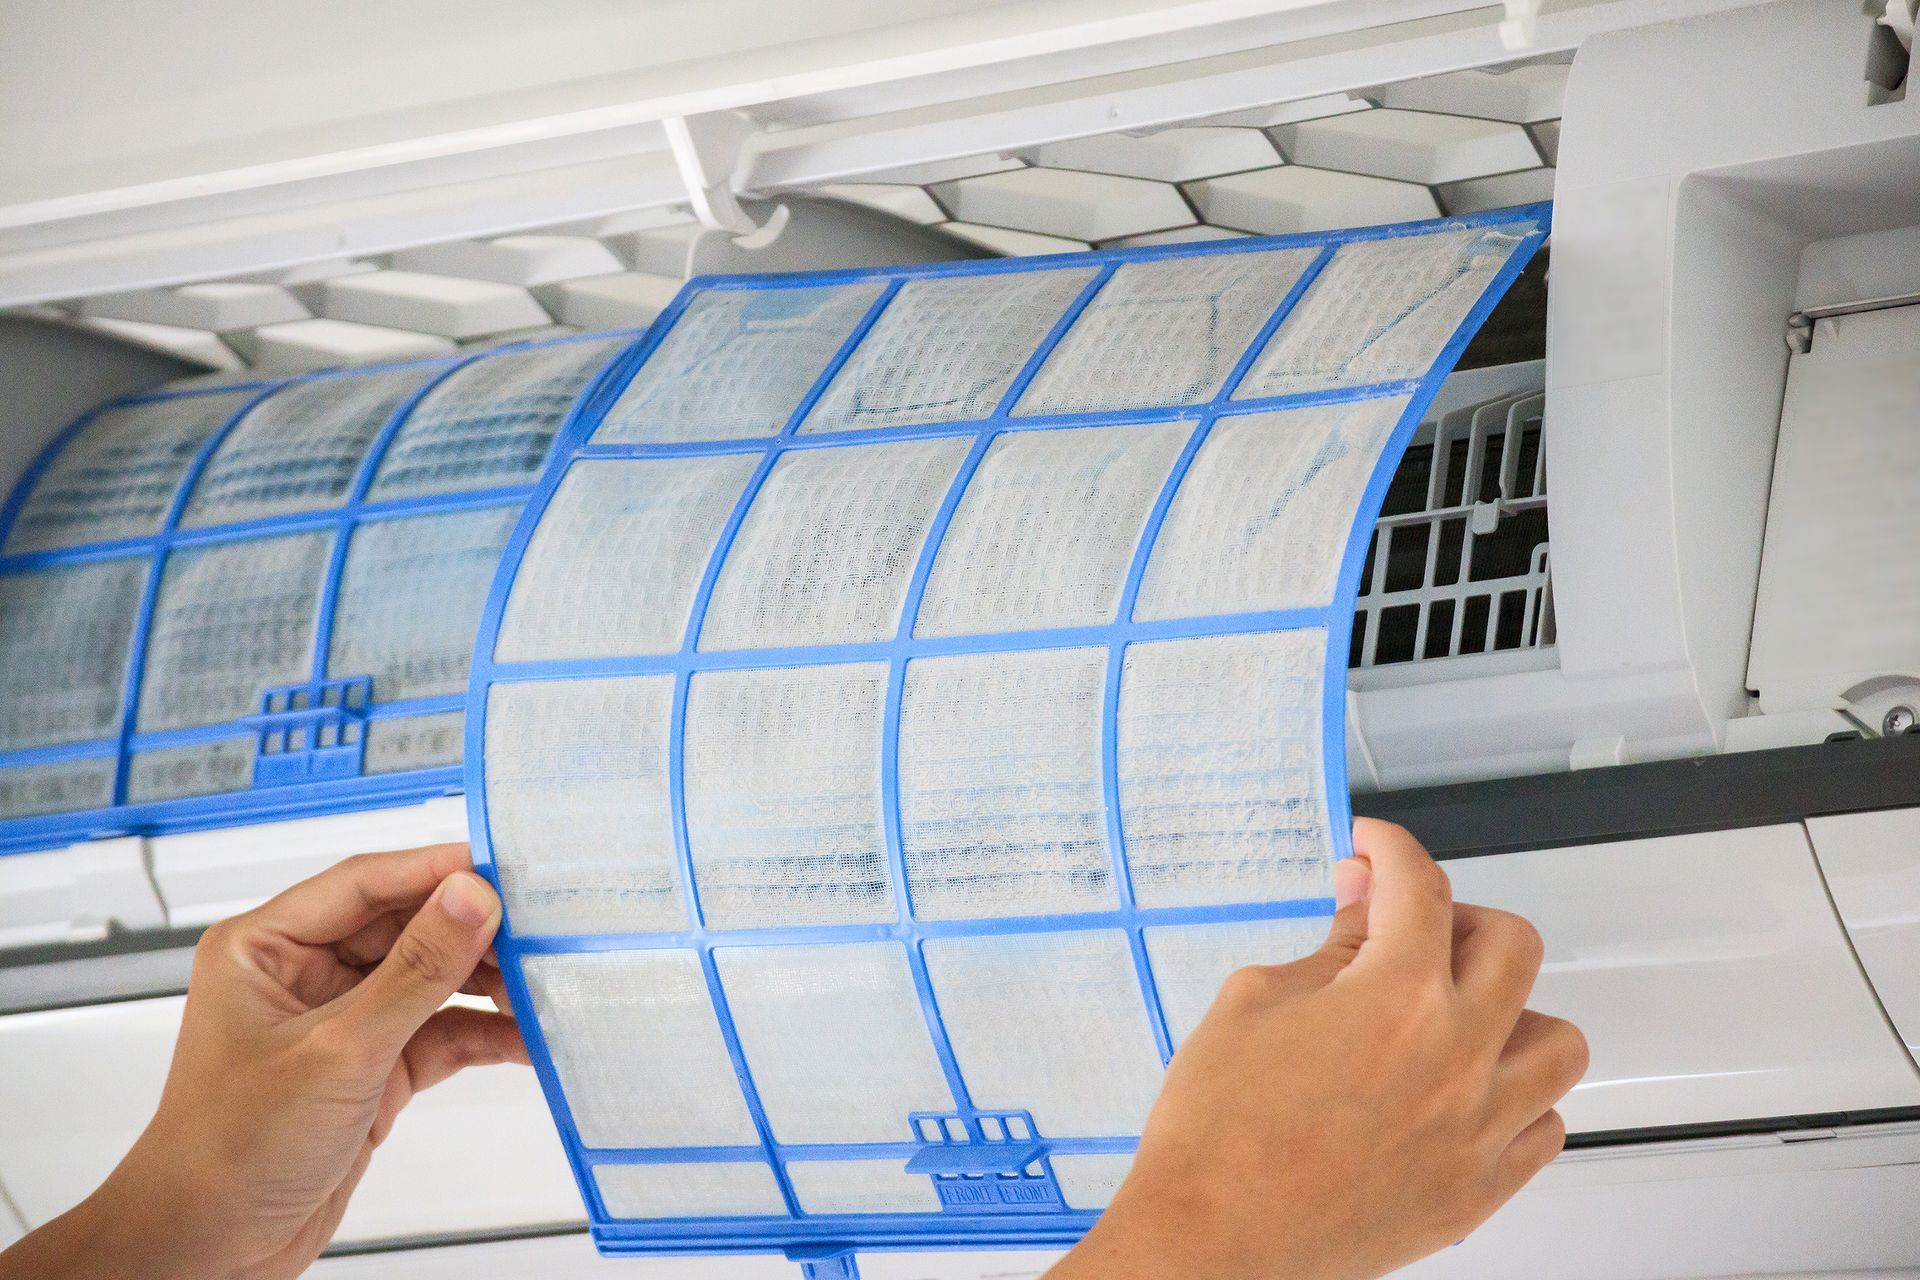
[336, 871, 501, 1061]
[1317, 856, 1373, 965]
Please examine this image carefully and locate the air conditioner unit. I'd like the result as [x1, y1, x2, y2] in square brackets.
[1, 0, 1917, 1275]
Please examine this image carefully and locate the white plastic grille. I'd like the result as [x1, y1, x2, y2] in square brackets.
[1351, 387, 1551, 667]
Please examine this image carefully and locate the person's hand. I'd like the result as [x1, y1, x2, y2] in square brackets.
[0, 842, 529, 1280]
[1048, 819, 1588, 1280]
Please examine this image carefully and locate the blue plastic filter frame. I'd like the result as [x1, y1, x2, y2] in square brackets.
[466, 206, 1549, 1263]
[0, 330, 647, 855]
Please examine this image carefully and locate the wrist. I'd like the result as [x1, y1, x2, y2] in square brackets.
[0, 1176, 204, 1280]
[99, 1122, 249, 1278]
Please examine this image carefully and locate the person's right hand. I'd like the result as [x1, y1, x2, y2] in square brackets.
[1048, 818, 1588, 1280]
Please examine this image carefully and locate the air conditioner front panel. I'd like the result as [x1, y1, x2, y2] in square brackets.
[1445, 823, 1920, 1135]
[0, 993, 581, 1245]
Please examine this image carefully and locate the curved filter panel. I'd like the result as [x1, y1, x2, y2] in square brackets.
[469, 206, 1548, 1259]
[0, 332, 637, 852]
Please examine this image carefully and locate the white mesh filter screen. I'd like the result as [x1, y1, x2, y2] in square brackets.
[362, 711, 464, 774]
[0, 759, 117, 819]
[1016, 248, 1321, 415]
[135, 532, 331, 732]
[898, 648, 1113, 920]
[1135, 397, 1410, 619]
[594, 1163, 787, 1220]
[180, 366, 439, 528]
[1117, 631, 1330, 910]
[1049, 1154, 1136, 1211]
[495, 455, 759, 662]
[0, 559, 146, 750]
[596, 282, 887, 444]
[462, 212, 1545, 1248]
[683, 664, 893, 930]
[787, 1161, 944, 1216]
[1144, 919, 1327, 1048]
[485, 677, 685, 936]
[914, 424, 1187, 637]
[716, 943, 953, 1144]
[522, 950, 760, 1149]
[803, 269, 1097, 432]
[328, 507, 519, 701]
[924, 931, 1165, 1138]
[366, 337, 626, 500]
[1237, 227, 1529, 398]
[698, 440, 970, 651]
[4, 391, 254, 553]
[126, 737, 255, 802]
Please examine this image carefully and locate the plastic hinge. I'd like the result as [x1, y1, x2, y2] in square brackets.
[242, 676, 372, 787]
[905, 1111, 1064, 1214]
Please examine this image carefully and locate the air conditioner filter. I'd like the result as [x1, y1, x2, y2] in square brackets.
[470, 206, 1547, 1261]
[0, 333, 634, 851]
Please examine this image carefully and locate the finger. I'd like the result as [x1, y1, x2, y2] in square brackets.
[333, 871, 502, 1060]
[1309, 858, 1373, 970]
[1493, 1107, 1567, 1204]
[460, 963, 514, 1012]
[333, 909, 412, 969]
[1345, 818, 1453, 974]
[252, 843, 473, 946]
[1453, 904, 1544, 1039]
[402, 1006, 532, 1094]
[1490, 1010, 1589, 1137]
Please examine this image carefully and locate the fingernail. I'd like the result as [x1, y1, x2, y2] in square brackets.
[1334, 857, 1373, 910]
[437, 872, 496, 928]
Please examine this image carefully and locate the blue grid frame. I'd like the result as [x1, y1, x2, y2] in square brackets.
[0, 329, 648, 855]
[465, 205, 1549, 1263]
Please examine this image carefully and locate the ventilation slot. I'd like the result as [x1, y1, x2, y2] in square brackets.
[1352, 385, 1552, 668]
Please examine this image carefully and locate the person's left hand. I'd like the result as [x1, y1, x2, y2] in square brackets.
[0, 842, 529, 1280]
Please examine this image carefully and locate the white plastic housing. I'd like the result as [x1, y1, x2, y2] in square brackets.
[0, 993, 581, 1245]
[1446, 824, 1920, 1132]
[1807, 807, 1920, 1058]
[1547, 0, 1920, 758]
[147, 795, 468, 929]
